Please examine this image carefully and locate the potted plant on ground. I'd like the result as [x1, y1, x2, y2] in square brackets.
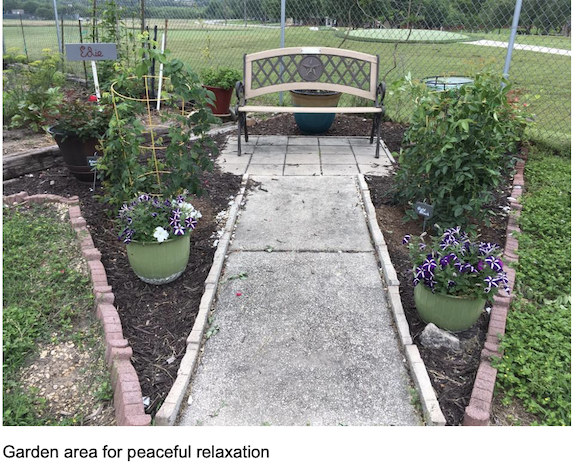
[289, 89, 342, 134]
[46, 89, 112, 183]
[200, 66, 242, 116]
[98, 33, 217, 284]
[404, 227, 509, 332]
[118, 194, 202, 284]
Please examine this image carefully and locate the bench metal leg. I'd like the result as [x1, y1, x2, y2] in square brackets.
[369, 115, 377, 144]
[237, 112, 243, 156]
[243, 113, 249, 143]
[375, 113, 382, 159]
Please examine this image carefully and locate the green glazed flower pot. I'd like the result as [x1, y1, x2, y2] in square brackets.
[126, 234, 190, 285]
[414, 283, 486, 332]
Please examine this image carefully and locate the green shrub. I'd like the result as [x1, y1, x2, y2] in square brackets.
[3, 49, 65, 132]
[200, 66, 242, 90]
[393, 72, 530, 227]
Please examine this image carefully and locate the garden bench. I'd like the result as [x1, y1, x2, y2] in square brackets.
[234, 47, 386, 158]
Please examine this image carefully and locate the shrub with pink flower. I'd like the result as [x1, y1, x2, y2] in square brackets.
[404, 227, 509, 300]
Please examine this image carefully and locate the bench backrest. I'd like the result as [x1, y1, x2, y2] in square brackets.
[243, 47, 379, 101]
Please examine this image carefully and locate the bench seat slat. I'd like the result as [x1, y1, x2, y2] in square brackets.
[238, 106, 382, 114]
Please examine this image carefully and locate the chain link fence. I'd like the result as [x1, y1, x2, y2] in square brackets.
[2, 0, 571, 143]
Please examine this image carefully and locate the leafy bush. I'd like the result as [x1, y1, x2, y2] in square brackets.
[494, 147, 571, 426]
[200, 66, 242, 90]
[3, 49, 65, 132]
[98, 33, 218, 206]
[3, 48, 27, 65]
[394, 72, 530, 227]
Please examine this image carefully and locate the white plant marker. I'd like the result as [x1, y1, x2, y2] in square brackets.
[156, 33, 166, 111]
[91, 60, 101, 99]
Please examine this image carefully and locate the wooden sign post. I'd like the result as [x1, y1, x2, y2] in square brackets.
[65, 43, 117, 100]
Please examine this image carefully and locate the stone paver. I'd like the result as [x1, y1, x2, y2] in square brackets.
[218, 136, 393, 177]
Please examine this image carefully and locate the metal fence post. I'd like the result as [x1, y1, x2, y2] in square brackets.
[52, 0, 63, 54]
[279, 0, 286, 105]
[503, 0, 523, 79]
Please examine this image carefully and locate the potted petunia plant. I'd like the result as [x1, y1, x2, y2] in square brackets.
[404, 227, 509, 332]
[118, 194, 202, 285]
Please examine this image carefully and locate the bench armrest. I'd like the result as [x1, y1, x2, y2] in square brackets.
[376, 81, 386, 108]
[235, 81, 246, 108]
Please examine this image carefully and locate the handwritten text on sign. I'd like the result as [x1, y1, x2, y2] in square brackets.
[65, 43, 117, 61]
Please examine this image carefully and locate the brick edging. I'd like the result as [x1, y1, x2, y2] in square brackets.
[3, 192, 151, 426]
[462, 159, 526, 426]
[357, 174, 446, 426]
[155, 174, 250, 426]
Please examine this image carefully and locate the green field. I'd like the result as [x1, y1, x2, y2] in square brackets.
[3, 22, 570, 142]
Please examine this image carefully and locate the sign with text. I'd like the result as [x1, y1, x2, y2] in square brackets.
[65, 43, 117, 61]
[414, 201, 434, 219]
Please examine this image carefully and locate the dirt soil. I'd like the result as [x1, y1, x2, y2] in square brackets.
[3, 133, 242, 417]
[3, 127, 57, 157]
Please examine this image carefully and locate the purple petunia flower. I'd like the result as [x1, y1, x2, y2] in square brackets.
[479, 242, 499, 255]
[402, 234, 411, 245]
[484, 276, 499, 293]
[173, 224, 185, 236]
[172, 208, 182, 219]
[419, 243, 426, 251]
[485, 256, 504, 272]
[151, 212, 158, 218]
[176, 195, 185, 203]
[455, 261, 467, 273]
[185, 217, 198, 230]
[169, 216, 180, 227]
[138, 194, 151, 202]
[477, 260, 485, 271]
[422, 258, 437, 273]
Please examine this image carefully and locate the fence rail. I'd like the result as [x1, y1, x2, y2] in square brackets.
[2, 0, 571, 143]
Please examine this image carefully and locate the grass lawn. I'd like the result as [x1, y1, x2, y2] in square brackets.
[494, 144, 571, 426]
[3, 22, 570, 141]
[3, 203, 111, 425]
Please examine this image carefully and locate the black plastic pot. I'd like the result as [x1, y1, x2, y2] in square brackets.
[47, 126, 101, 184]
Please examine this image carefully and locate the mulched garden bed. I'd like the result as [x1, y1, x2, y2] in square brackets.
[254, 114, 514, 426]
[3, 132, 242, 417]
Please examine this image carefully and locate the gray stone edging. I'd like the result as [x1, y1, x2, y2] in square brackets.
[154, 173, 250, 426]
[356, 173, 447, 426]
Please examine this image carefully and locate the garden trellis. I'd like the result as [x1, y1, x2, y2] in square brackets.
[2, 0, 571, 143]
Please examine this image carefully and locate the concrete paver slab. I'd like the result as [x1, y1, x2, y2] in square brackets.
[246, 164, 284, 176]
[287, 145, 320, 154]
[288, 137, 320, 146]
[230, 176, 373, 252]
[359, 164, 393, 176]
[321, 154, 357, 164]
[179, 251, 418, 426]
[257, 135, 288, 146]
[318, 138, 352, 146]
[283, 164, 322, 176]
[286, 153, 321, 165]
[322, 165, 360, 175]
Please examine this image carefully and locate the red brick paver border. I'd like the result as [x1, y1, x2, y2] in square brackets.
[3, 192, 151, 426]
[462, 159, 526, 426]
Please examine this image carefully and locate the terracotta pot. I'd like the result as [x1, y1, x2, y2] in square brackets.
[203, 85, 234, 116]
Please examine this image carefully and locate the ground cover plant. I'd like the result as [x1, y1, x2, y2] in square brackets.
[493, 145, 571, 426]
[3, 203, 113, 425]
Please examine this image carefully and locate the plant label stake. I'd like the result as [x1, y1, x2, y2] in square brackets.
[65, 43, 117, 100]
[415, 201, 434, 231]
[87, 152, 99, 193]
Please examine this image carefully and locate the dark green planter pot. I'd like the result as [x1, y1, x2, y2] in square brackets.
[290, 90, 342, 134]
[126, 234, 190, 285]
[47, 126, 101, 184]
[414, 283, 486, 332]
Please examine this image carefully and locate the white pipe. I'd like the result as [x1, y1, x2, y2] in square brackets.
[156, 32, 166, 111]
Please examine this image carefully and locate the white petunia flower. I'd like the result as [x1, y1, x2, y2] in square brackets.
[153, 227, 170, 243]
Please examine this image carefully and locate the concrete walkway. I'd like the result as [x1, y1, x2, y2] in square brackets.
[177, 137, 418, 426]
[465, 39, 571, 57]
